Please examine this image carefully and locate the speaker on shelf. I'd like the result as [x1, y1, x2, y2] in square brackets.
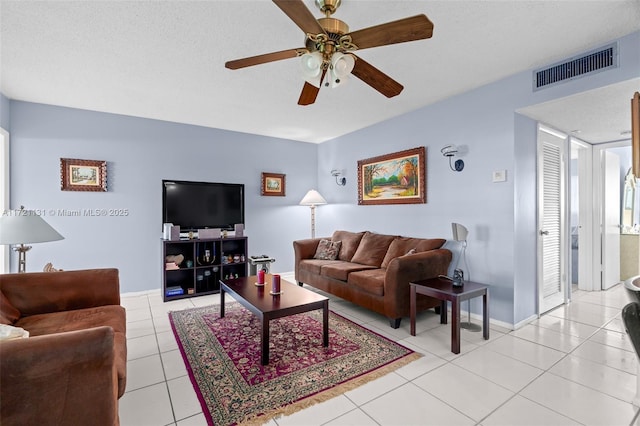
[199, 228, 220, 239]
[170, 225, 180, 241]
[234, 223, 244, 237]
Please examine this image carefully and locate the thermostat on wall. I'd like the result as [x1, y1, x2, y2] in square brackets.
[492, 170, 507, 182]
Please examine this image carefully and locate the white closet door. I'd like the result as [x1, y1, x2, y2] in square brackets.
[538, 128, 567, 314]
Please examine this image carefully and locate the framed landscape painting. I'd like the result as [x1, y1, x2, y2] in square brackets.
[261, 172, 286, 196]
[60, 158, 107, 192]
[357, 147, 426, 205]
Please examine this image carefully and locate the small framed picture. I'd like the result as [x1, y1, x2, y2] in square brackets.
[261, 172, 285, 196]
[60, 158, 107, 192]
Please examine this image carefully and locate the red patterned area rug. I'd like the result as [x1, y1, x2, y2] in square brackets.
[169, 303, 420, 425]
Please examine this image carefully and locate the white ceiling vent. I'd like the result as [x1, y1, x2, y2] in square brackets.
[533, 43, 617, 91]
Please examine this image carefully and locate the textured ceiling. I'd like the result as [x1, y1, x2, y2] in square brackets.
[1, 0, 639, 143]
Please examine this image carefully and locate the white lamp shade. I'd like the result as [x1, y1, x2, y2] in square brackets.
[299, 189, 327, 206]
[300, 51, 323, 87]
[0, 212, 64, 245]
[329, 52, 355, 88]
[451, 223, 468, 242]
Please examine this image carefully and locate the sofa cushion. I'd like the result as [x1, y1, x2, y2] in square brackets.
[15, 305, 126, 336]
[331, 230, 365, 261]
[0, 291, 21, 325]
[381, 237, 446, 268]
[350, 232, 396, 267]
[298, 259, 342, 275]
[348, 269, 386, 297]
[15, 305, 128, 397]
[321, 262, 377, 281]
[313, 239, 342, 260]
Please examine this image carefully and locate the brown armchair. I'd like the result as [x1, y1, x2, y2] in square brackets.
[0, 268, 126, 426]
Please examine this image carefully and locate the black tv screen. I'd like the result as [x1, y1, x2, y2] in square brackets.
[162, 180, 244, 231]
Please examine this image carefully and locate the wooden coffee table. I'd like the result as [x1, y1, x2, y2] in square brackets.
[410, 277, 489, 354]
[220, 275, 329, 365]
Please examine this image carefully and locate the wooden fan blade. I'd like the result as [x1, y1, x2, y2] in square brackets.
[273, 0, 326, 36]
[298, 82, 320, 106]
[298, 69, 327, 106]
[351, 56, 403, 98]
[348, 15, 434, 50]
[225, 48, 305, 70]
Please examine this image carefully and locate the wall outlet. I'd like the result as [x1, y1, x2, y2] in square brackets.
[492, 170, 507, 182]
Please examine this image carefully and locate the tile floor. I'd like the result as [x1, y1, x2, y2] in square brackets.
[119, 274, 640, 426]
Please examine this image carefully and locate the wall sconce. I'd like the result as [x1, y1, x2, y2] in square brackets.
[331, 169, 346, 186]
[441, 145, 465, 172]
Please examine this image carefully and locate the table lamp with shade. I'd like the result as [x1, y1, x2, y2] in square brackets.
[451, 222, 481, 332]
[299, 189, 327, 239]
[0, 206, 64, 273]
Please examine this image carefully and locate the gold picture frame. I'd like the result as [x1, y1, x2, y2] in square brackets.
[357, 147, 426, 205]
[60, 158, 107, 192]
[261, 172, 285, 196]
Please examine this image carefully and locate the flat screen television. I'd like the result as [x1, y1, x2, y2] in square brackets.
[162, 180, 244, 231]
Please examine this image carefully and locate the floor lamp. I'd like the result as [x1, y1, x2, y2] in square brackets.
[452, 223, 481, 332]
[0, 206, 64, 273]
[299, 189, 327, 239]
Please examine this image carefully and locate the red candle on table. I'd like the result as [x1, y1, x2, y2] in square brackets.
[272, 274, 280, 293]
[257, 270, 265, 285]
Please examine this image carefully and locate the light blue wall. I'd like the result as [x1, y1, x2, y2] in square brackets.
[8, 101, 317, 292]
[7, 30, 640, 325]
[315, 31, 640, 324]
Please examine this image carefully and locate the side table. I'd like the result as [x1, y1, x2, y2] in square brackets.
[410, 277, 489, 354]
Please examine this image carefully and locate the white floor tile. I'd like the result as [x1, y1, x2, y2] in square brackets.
[549, 354, 638, 403]
[510, 324, 583, 353]
[361, 382, 475, 426]
[324, 408, 378, 425]
[521, 373, 636, 425]
[571, 340, 638, 374]
[393, 350, 447, 381]
[547, 301, 620, 328]
[127, 318, 156, 339]
[482, 334, 565, 370]
[452, 347, 544, 392]
[482, 395, 581, 426]
[119, 382, 175, 426]
[167, 376, 202, 422]
[161, 349, 189, 380]
[533, 315, 599, 339]
[276, 395, 357, 426]
[589, 328, 635, 353]
[127, 354, 166, 391]
[157, 330, 179, 353]
[127, 334, 159, 360]
[175, 413, 208, 426]
[344, 372, 406, 406]
[414, 363, 514, 421]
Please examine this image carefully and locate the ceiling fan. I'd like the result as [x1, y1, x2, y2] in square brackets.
[225, 0, 434, 106]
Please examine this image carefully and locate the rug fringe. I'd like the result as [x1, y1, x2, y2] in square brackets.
[238, 352, 422, 426]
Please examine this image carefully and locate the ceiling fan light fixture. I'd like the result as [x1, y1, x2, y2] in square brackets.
[300, 51, 324, 87]
[328, 52, 355, 88]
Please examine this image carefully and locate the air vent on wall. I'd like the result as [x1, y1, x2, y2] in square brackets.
[533, 43, 617, 91]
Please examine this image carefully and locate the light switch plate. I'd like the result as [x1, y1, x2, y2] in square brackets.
[492, 170, 507, 182]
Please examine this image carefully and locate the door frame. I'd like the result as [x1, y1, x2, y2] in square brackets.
[570, 137, 594, 292]
[0, 127, 9, 274]
[590, 140, 631, 290]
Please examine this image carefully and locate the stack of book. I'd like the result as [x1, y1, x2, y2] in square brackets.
[165, 286, 184, 297]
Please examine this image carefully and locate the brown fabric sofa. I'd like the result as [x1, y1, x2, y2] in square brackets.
[294, 230, 452, 328]
[0, 268, 127, 426]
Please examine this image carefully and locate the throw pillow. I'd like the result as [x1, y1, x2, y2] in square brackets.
[350, 232, 396, 267]
[0, 324, 29, 341]
[313, 239, 342, 260]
